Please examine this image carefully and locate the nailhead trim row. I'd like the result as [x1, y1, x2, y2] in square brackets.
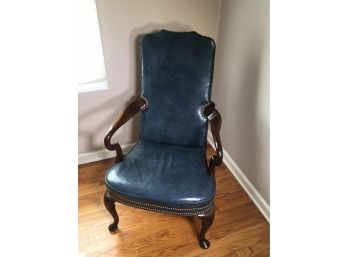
[113, 195, 214, 216]
[200, 102, 212, 118]
[107, 189, 214, 212]
[140, 96, 149, 110]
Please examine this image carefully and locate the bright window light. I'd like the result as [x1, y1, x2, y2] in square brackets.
[78, 0, 107, 93]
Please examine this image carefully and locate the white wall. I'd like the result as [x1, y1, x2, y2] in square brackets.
[213, 0, 270, 204]
[78, 0, 221, 154]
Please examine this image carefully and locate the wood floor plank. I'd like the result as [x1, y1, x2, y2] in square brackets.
[78, 146, 269, 256]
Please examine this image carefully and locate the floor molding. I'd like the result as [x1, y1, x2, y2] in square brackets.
[207, 133, 270, 222]
[78, 143, 135, 165]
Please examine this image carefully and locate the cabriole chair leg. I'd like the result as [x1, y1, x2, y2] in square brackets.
[197, 205, 215, 249]
[104, 191, 119, 233]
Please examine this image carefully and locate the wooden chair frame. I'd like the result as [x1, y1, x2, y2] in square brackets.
[103, 96, 222, 249]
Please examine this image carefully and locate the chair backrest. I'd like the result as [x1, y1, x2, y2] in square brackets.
[139, 30, 216, 148]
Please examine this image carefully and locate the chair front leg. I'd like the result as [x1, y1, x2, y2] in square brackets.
[197, 205, 215, 249]
[104, 191, 119, 233]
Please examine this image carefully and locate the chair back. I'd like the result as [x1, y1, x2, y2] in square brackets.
[140, 30, 216, 148]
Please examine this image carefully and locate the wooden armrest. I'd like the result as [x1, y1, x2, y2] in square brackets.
[202, 102, 223, 175]
[104, 97, 148, 163]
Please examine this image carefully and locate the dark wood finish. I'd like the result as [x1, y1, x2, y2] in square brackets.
[78, 147, 270, 257]
[197, 205, 215, 249]
[104, 191, 119, 233]
[104, 97, 147, 163]
[209, 110, 222, 175]
[202, 102, 223, 177]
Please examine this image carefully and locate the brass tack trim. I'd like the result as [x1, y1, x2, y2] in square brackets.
[107, 189, 214, 211]
[140, 96, 149, 110]
[114, 196, 214, 216]
[201, 102, 211, 118]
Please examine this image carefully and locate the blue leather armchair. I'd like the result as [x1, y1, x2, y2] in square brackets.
[103, 30, 223, 249]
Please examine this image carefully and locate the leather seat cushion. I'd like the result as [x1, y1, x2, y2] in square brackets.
[105, 140, 215, 209]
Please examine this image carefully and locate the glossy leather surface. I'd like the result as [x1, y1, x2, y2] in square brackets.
[105, 140, 215, 208]
[140, 30, 216, 148]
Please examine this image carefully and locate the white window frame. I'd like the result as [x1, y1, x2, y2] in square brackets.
[78, 80, 108, 93]
[78, 0, 108, 94]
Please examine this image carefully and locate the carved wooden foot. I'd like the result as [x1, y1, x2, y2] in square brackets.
[197, 205, 215, 249]
[104, 191, 119, 233]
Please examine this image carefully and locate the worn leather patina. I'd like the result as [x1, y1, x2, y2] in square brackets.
[103, 30, 223, 248]
[105, 30, 217, 213]
[105, 140, 215, 210]
[139, 30, 215, 148]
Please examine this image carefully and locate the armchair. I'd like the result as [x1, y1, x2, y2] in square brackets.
[103, 30, 223, 249]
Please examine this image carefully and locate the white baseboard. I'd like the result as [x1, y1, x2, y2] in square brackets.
[78, 143, 135, 165]
[207, 133, 270, 222]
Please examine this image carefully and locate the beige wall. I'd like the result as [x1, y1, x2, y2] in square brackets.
[78, 0, 269, 205]
[213, 0, 270, 203]
[78, 0, 221, 153]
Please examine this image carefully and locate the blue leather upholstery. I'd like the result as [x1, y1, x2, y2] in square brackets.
[140, 30, 215, 148]
[105, 141, 215, 208]
[105, 30, 216, 211]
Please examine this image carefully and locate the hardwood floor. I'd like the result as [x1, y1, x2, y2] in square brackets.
[79, 147, 270, 257]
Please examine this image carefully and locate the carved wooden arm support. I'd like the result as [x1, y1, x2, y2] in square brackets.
[202, 102, 223, 175]
[104, 97, 148, 163]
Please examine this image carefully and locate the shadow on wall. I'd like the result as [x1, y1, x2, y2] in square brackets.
[212, 0, 270, 203]
[78, 23, 192, 152]
[228, 11, 269, 203]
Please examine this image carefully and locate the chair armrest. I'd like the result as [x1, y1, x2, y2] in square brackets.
[104, 97, 148, 163]
[202, 102, 223, 175]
